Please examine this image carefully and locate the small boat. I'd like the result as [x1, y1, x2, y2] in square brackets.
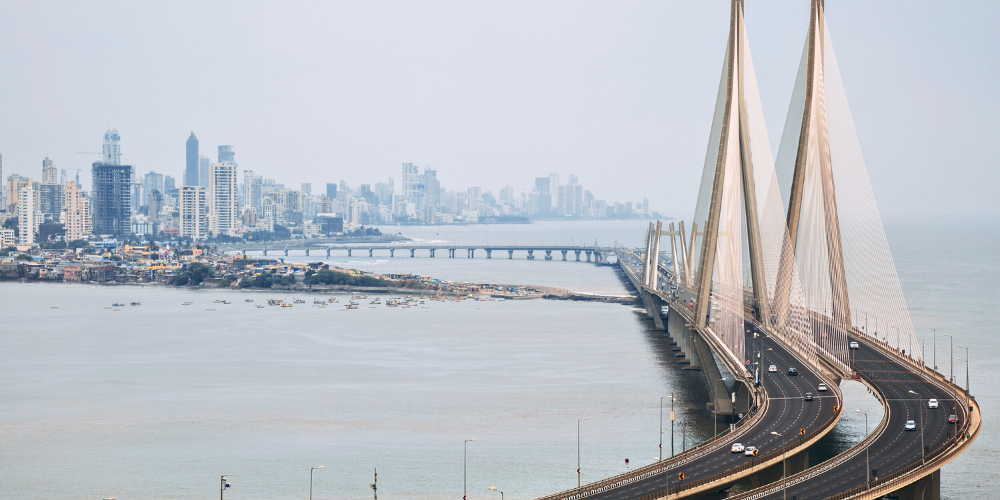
[222, 301, 232, 305]
[349, 301, 359, 305]
[182, 302, 192, 306]
[345, 304, 358, 309]
[256, 305, 265, 308]
[214, 300, 225, 303]
[130, 301, 141, 306]
[245, 299, 254, 303]
[112, 302, 125, 307]
[103, 307, 111, 309]
[205, 308, 215, 311]
[314, 300, 325, 304]
[281, 303, 293, 308]
[294, 299, 306, 304]
[113, 308, 121, 311]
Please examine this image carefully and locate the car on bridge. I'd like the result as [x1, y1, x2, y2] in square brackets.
[805, 392, 814, 401]
[905, 420, 917, 431]
[744, 446, 758, 457]
[731, 443, 745, 453]
[788, 367, 798, 376]
[849, 341, 860, 349]
[768, 364, 777, 372]
[817, 382, 828, 392]
[928, 398, 939, 408]
[949, 414, 958, 424]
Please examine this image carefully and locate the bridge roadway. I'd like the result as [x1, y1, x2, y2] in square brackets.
[233, 245, 614, 262]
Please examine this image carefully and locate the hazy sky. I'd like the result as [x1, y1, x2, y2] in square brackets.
[1, 1, 996, 216]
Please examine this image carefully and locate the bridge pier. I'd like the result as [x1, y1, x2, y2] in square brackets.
[527, 249, 535, 260]
[410, 249, 415, 257]
[575, 250, 581, 261]
[390, 248, 395, 257]
[667, 307, 700, 369]
[750, 449, 810, 489]
[545, 249, 552, 260]
[641, 291, 665, 330]
[326, 249, 331, 257]
[561, 250, 568, 260]
[284, 249, 289, 256]
[242, 250, 247, 257]
[594, 251, 604, 264]
[468, 249, 475, 258]
[486, 249, 492, 259]
[369, 249, 374, 257]
[449, 249, 456, 258]
[508, 249, 514, 259]
[429, 249, 436, 258]
[893, 469, 940, 500]
[585, 250, 592, 262]
[347, 249, 352, 257]
[305, 249, 310, 256]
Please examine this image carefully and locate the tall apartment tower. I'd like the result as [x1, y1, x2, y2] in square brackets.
[180, 185, 208, 240]
[91, 162, 134, 237]
[103, 128, 122, 165]
[218, 145, 235, 164]
[142, 172, 164, 206]
[18, 187, 35, 245]
[63, 181, 91, 241]
[402, 163, 420, 202]
[199, 155, 210, 187]
[243, 171, 262, 215]
[185, 132, 199, 186]
[326, 183, 337, 200]
[208, 163, 238, 236]
[42, 157, 58, 184]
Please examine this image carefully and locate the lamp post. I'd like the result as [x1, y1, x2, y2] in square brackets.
[577, 417, 589, 488]
[943, 333, 953, 382]
[659, 397, 664, 461]
[771, 431, 786, 500]
[310, 466, 324, 500]
[925, 327, 936, 371]
[671, 393, 676, 458]
[908, 391, 926, 465]
[464, 438, 477, 500]
[958, 345, 970, 411]
[855, 410, 870, 483]
[488, 486, 503, 500]
[220, 475, 236, 500]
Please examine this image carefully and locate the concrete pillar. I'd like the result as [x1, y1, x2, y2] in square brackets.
[326, 249, 331, 257]
[894, 469, 940, 500]
[263, 249, 268, 255]
[410, 249, 415, 257]
[527, 250, 535, 260]
[508, 249, 514, 259]
[486, 249, 492, 259]
[305, 249, 310, 256]
[284, 249, 289, 256]
[347, 249, 352, 257]
[468, 249, 475, 258]
[575, 250, 581, 261]
[242, 250, 247, 257]
[561, 250, 568, 260]
[430, 249, 436, 258]
[390, 248, 395, 257]
[586, 250, 592, 262]
[545, 250, 552, 260]
[449, 249, 456, 258]
[369, 249, 374, 257]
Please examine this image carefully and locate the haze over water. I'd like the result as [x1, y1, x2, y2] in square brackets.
[0, 218, 993, 499]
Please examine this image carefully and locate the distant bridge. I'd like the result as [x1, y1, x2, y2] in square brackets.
[233, 245, 615, 263]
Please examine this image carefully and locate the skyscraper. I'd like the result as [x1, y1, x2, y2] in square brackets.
[244, 170, 262, 215]
[103, 128, 122, 165]
[185, 132, 199, 186]
[180, 185, 208, 240]
[91, 162, 133, 237]
[63, 181, 91, 241]
[402, 162, 420, 202]
[142, 172, 164, 206]
[326, 183, 337, 200]
[42, 157, 58, 184]
[199, 155, 210, 187]
[18, 187, 36, 245]
[218, 145, 235, 164]
[208, 162, 238, 236]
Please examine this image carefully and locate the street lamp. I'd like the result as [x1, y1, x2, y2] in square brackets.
[310, 466, 325, 500]
[925, 327, 936, 371]
[958, 344, 970, 411]
[771, 432, 786, 500]
[942, 333, 954, 382]
[464, 438, 477, 500]
[908, 390, 926, 465]
[577, 417, 590, 488]
[220, 475, 237, 500]
[671, 393, 676, 458]
[488, 486, 504, 500]
[855, 410, 870, 484]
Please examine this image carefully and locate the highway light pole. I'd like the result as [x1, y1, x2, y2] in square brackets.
[310, 466, 324, 500]
[659, 397, 664, 461]
[464, 438, 477, 500]
[671, 393, 676, 458]
[855, 410, 870, 484]
[958, 345, 970, 411]
[908, 391, 926, 465]
[577, 417, 589, 488]
[943, 333, 953, 382]
[220, 475, 236, 500]
[771, 431, 786, 500]
[488, 486, 503, 500]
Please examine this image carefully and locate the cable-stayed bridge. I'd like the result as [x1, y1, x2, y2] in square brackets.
[534, 1, 980, 499]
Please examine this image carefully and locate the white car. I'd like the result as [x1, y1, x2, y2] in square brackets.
[849, 341, 860, 349]
[928, 398, 939, 409]
[904, 420, 916, 431]
[768, 365, 778, 372]
[744, 446, 758, 457]
[817, 383, 828, 392]
[731, 443, 745, 453]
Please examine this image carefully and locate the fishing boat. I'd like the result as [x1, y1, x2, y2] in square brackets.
[314, 300, 325, 305]
[103, 307, 112, 310]
[112, 302, 125, 307]
[182, 302, 193, 306]
[345, 304, 358, 309]
[213, 299, 225, 303]
[280, 303, 293, 308]
[130, 300, 141, 306]
[294, 298, 306, 304]
[256, 305, 265, 308]
[245, 299, 254, 303]
[327, 297, 339, 303]
[113, 308, 121, 311]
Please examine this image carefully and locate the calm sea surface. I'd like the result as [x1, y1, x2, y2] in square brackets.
[0, 218, 993, 499]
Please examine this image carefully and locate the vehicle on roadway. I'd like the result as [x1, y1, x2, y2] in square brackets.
[817, 383, 828, 392]
[905, 420, 917, 431]
[805, 392, 814, 401]
[928, 398, 939, 408]
[788, 367, 798, 376]
[849, 341, 860, 349]
[744, 446, 758, 457]
[731, 443, 745, 453]
[948, 414, 958, 424]
[768, 365, 777, 372]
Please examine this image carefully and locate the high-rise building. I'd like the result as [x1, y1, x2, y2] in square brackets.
[63, 181, 91, 241]
[164, 175, 176, 193]
[180, 185, 208, 240]
[218, 145, 235, 164]
[91, 162, 134, 237]
[18, 187, 36, 245]
[344, 194, 361, 229]
[0, 154, 4, 210]
[6, 174, 32, 213]
[402, 162, 420, 202]
[103, 128, 122, 165]
[244, 171, 262, 215]
[42, 157, 58, 184]
[499, 185, 514, 205]
[326, 183, 337, 200]
[208, 163, 238, 236]
[199, 155, 210, 187]
[301, 183, 311, 196]
[422, 169, 440, 222]
[142, 172, 164, 206]
[185, 132, 199, 186]
[38, 184, 64, 222]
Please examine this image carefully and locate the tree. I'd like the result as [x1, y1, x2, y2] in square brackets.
[172, 262, 215, 286]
